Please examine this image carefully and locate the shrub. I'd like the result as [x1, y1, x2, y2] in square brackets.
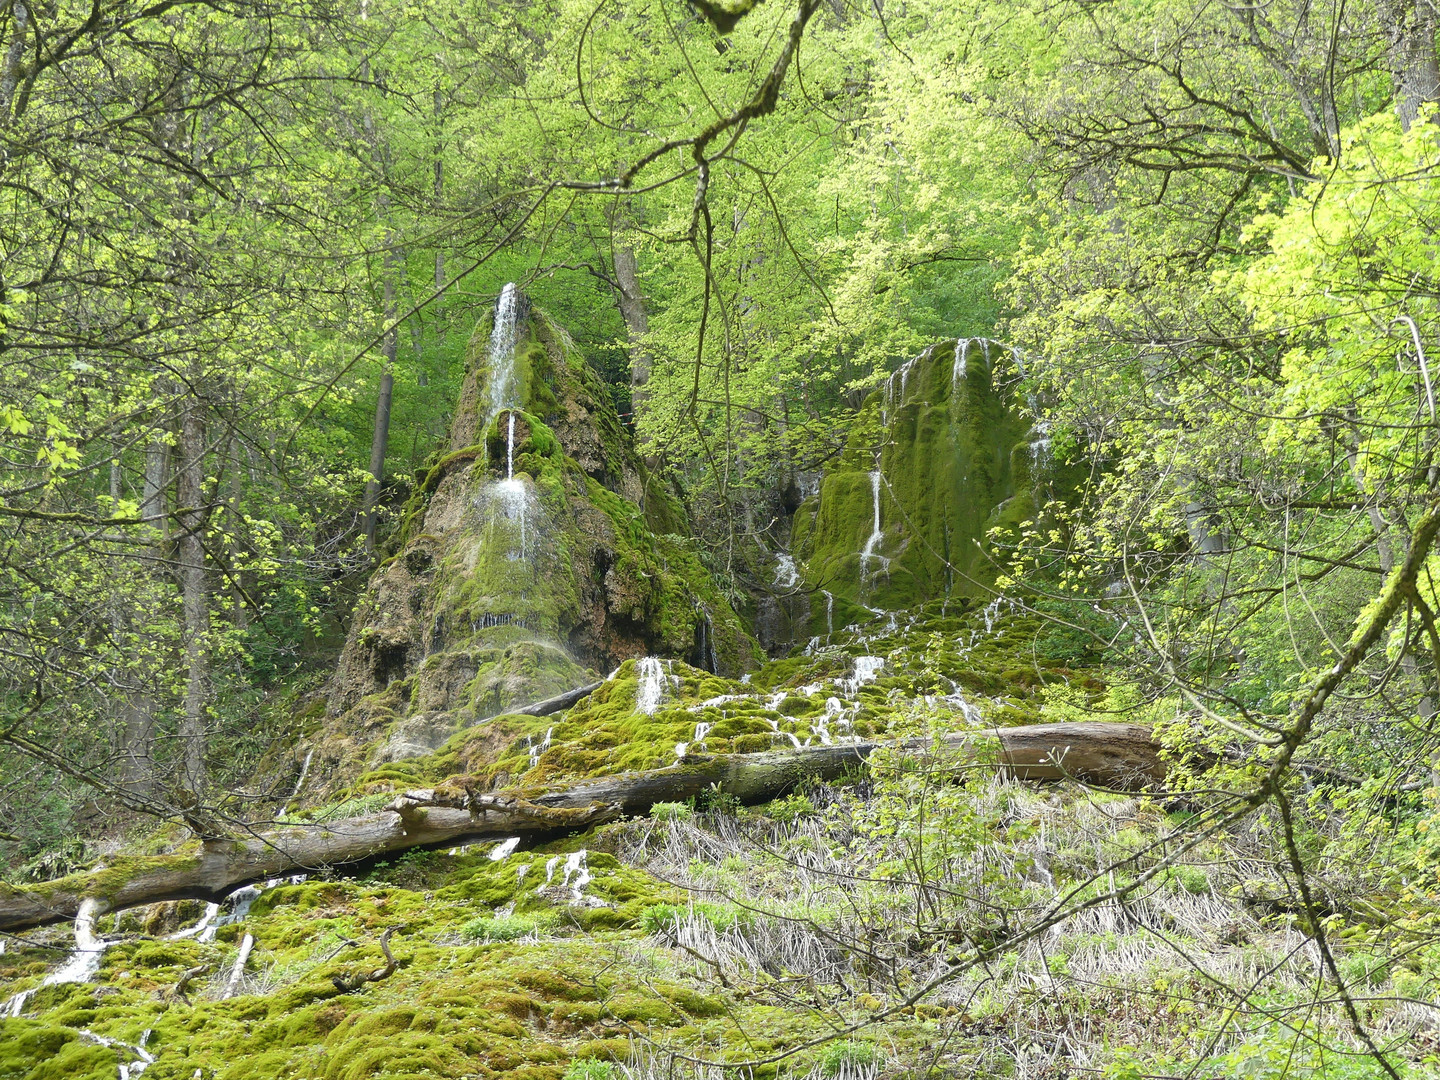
[820, 1041, 882, 1079]
[564, 1060, 616, 1080]
[461, 913, 544, 942]
[695, 784, 740, 817]
[639, 902, 751, 936]
[766, 793, 815, 823]
[649, 802, 692, 822]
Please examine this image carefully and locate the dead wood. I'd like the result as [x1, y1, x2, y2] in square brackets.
[331, 928, 398, 994]
[0, 722, 1163, 933]
[166, 963, 210, 1004]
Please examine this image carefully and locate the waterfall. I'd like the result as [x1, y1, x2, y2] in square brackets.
[635, 657, 674, 715]
[773, 554, 800, 589]
[490, 837, 522, 861]
[952, 338, 970, 389]
[483, 284, 530, 561]
[287, 749, 314, 804]
[859, 470, 888, 576]
[560, 850, 591, 899]
[506, 412, 516, 480]
[5, 896, 112, 1015]
[167, 902, 221, 941]
[838, 656, 885, 697]
[1028, 419, 1053, 468]
[487, 282, 522, 422]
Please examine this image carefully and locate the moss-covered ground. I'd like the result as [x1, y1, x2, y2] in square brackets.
[5, 603, 1439, 1079]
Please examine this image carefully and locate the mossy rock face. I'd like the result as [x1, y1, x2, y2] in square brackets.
[790, 339, 1084, 623]
[319, 294, 760, 787]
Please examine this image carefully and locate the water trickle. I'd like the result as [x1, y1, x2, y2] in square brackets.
[773, 554, 800, 589]
[202, 884, 262, 942]
[491, 837, 522, 861]
[560, 850, 591, 899]
[288, 749, 314, 804]
[635, 657, 671, 715]
[825, 590, 834, 638]
[167, 902, 221, 941]
[859, 471, 889, 577]
[982, 596, 1011, 634]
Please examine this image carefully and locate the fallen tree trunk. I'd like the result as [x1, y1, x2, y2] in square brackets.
[0, 722, 1162, 932]
[512, 681, 605, 717]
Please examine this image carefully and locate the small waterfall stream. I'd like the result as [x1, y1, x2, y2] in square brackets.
[485, 284, 531, 561]
[634, 657, 680, 715]
[487, 282, 522, 424]
[859, 470, 888, 577]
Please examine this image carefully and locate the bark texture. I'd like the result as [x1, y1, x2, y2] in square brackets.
[176, 400, 210, 797]
[0, 722, 1163, 933]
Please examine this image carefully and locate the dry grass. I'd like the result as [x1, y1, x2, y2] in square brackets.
[614, 775, 1440, 1078]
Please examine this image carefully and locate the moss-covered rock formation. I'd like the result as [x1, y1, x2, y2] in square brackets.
[319, 294, 760, 781]
[789, 339, 1081, 622]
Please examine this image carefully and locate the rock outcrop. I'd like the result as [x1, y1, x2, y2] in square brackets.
[788, 338, 1079, 626]
[318, 294, 760, 775]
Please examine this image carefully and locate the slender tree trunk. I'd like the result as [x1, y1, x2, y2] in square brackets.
[0, 0, 30, 126]
[227, 438, 249, 629]
[434, 88, 445, 290]
[614, 244, 651, 408]
[176, 400, 210, 796]
[1340, 417, 1435, 720]
[117, 431, 172, 795]
[1379, 0, 1440, 131]
[362, 250, 399, 553]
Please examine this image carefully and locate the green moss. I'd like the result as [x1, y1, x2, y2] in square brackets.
[16, 853, 203, 905]
[791, 340, 1085, 624]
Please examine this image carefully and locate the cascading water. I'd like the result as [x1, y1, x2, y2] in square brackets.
[485, 284, 530, 561]
[487, 283, 522, 423]
[506, 412, 516, 480]
[5, 897, 110, 1017]
[288, 749, 314, 804]
[635, 657, 676, 715]
[773, 554, 800, 589]
[490, 837, 522, 861]
[859, 470, 889, 577]
[952, 338, 971, 389]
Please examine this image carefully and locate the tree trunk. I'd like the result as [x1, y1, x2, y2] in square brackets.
[0, 722, 1164, 932]
[1379, 0, 1440, 131]
[614, 242, 651, 419]
[0, 0, 30, 126]
[176, 400, 210, 797]
[362, 252, 399, 553]
[116, 433, 172, 795]
[434, 87, 445, 290]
